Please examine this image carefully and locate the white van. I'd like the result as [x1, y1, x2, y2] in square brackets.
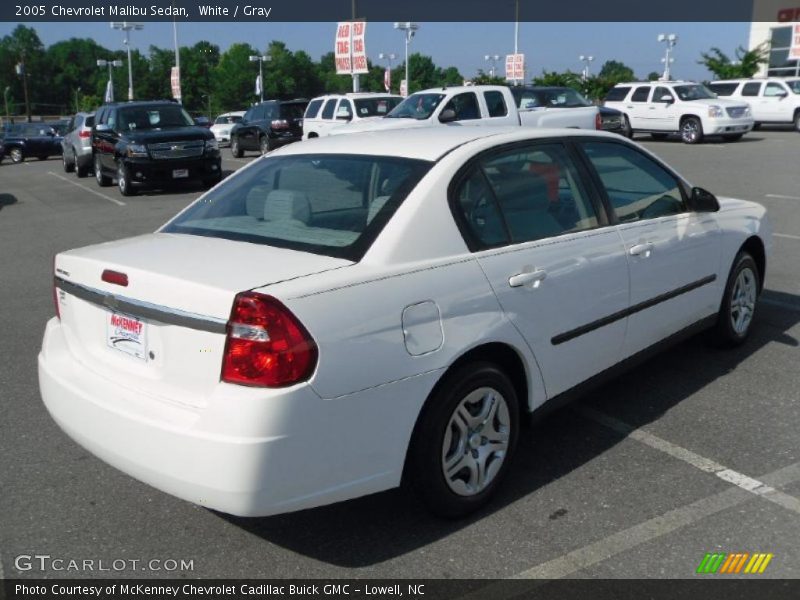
[303, 93, 402, 140]
[706, 78, 800, 131]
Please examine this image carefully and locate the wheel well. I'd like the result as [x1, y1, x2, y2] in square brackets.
[680, 114, 701, 126]
[308, 132, 319, 138]
[740, 236, 766, 292]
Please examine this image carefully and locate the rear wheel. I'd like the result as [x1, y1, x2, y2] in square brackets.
[621, 115, 633, 138]
[117, 162, 136, 196]
[9, 148, 24, 163]
[95, 155, 111, 187]
[722, 133, 744, 142]
[230, 137, 243, 158]
[75, 157, 89, 178]
[680, 117, 704, 144]
[794, 112, 800, 133]
[711, 252, 759, 347]
[406, 362, 519, 518]
[62, 148, 74, 172]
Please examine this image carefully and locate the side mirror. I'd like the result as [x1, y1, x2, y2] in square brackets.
[336, 110, 352, 122]
[95, 124, 111, 132]
[439, 108, 457, 123]
[690, 187, 720, 212]
[659, 95, 674, 104]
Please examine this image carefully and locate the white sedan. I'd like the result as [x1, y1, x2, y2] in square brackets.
[40, 128, 771, 518]
[210, 111, 245, 146]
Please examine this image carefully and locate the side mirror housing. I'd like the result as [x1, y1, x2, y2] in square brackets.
[690, 187, 720, 212]
[439, 108, 457, 123]
[335, 110, 352, 121]
[659, 95, 674, 104]
[95, 124, 111, 132]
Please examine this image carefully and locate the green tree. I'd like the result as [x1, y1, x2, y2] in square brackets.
[1, 25, 48, 119]
[647, 71, 661, 81]
[699, 45, 768, 79]
[212, 42, 259, 111]
[472, 69, 506, 85]
[532, 70, 583, 89]
[598, 60, 635, 84]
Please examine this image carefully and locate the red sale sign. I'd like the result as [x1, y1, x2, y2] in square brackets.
[790, 23, 800, 61]
[335, 21, 368, 75]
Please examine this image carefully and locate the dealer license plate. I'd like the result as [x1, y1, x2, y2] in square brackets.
[173, 169, 189, 179]
[106, 311, 147, 361]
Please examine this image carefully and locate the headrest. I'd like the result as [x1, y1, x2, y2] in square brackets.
[264, 190, 311, 224]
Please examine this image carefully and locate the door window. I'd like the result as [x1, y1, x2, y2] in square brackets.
[484, 91, 508, 117]
[304, 99, 323, 119]
[741, 82, 762, 96]
[444, 92, 481, 120]
[653, 87, 674, 103]
[321, 99, 337, 119]
[631, 87, 651, 102]
[581, 142, 686, 222]
[764, 82, 788, 97]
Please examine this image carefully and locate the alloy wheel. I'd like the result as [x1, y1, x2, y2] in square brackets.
[730, 266, 757, 336]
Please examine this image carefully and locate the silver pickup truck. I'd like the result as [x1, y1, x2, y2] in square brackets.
[327, 85, 602, 135]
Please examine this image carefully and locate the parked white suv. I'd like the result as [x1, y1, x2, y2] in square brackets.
[604, 81, 754, 144]
[303, 93, 403, 140]
[707, 78, 800, 131]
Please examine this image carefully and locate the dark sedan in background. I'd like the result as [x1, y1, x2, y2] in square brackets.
[1, 123, 63, 163]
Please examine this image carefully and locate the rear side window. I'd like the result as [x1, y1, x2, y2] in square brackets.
[321, 99, 337, 119]
[162, 154, 432, 261]
[631, 87, 651, 102]
[305, 99, 324, 119]
[581, 142, 686, 222]
[453, 143, 599, 248]
[707, 83, 738, 96]
[484, 91, 508, 117]
[742, 82, 761, 96]
[605, 87, 631, 102]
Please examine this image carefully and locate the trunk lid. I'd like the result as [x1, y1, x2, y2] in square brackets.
[54, 233, 350, 407]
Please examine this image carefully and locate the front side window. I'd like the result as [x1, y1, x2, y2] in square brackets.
[162, 154, 431, 261]
[653, 87, 674, 103]
[741, 82, 762, 96]
[673, 84, 717, 101]
[385, 93, 446, 120]
[631, 87, 651, 102]
[764, 82, 788, 97]
[444, 92, 481, 121]
[453, 143, 599, 249]
[581, 142, 686, 223]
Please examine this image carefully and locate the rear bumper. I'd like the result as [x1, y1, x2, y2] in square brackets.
[123, 156, 221, 186]
[38, 318, 432, 516]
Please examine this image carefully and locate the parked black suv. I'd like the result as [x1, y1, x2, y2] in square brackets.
[1, 122, 63, 163]
[230, 99, 307, 157]
[92, 101, 222, 196]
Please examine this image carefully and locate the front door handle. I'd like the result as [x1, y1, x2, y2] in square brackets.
[629, 242, 655, 257]
[509, 269, 547, 288]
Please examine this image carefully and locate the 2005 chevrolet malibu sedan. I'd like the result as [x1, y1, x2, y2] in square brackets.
[40, 128, 771, 518]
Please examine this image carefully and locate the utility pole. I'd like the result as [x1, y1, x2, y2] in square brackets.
[172, 2, 181, 104]
[111, 21, 144, 101]
[15, 58, 31, 122]
[351, 0, 360, 92]
[4, 86, 11, 124]
[658, 33, 678, 81]
[394, 22, 419, 97]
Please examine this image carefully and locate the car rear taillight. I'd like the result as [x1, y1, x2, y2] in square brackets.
[271, 119, 289, 130]
[221, 292, 318, 388]
[53, 257, 60, 320]
[595, 112, 603, 130]
[102, 269, 128, 287]
[78, 130, 91, 138]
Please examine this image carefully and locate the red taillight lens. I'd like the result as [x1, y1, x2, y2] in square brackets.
[221, 292, 318, 388]
[595, 112, 603, 130]
[271, 119, 289, 130]
[78, 130, 91, 138]
[102, 269, 128, 287]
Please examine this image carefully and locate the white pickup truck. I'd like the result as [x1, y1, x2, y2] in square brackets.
[327, 85, 601, 135]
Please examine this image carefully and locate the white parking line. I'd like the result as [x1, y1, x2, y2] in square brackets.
[774, 232, 800, 241]
[576, 406, 800, 515]
[47, 172, 125, 207]
[766, 194, 800, 201]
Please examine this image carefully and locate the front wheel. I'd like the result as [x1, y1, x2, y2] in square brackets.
[681, 117, 704, 144]
[711, 252, 759, 347]
[230, 137, 243, 158]
[9, 148, 24, 163]
[406, 362, 519, 518]
[117, 162, 136, 196]
[794, 112, 800, 133]
[95, 155, 112, 187]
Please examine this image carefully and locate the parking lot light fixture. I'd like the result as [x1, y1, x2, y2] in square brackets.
[111, 22, 143, 101]
[96, 58, 124, 103]
[579, 55, 595, 81]
[394, 22, 419, 96]
[657, 33, 678, 81]
[249, 55, 271, 103]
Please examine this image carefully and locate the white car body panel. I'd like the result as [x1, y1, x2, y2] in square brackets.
[39, 127, 771, 516]
[210, 111, 245, 145]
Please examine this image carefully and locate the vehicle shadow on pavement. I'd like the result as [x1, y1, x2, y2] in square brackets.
[0, 193, 18, 211]
[221, 290, 800, 567]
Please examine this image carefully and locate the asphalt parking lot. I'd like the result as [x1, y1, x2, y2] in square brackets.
[1, 130, 799, 581]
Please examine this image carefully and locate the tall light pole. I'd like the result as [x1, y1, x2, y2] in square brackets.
[657, 33, 678, 81]
[249, 55, 270, 103]
[378, 52, 397, 92]
[74, 87, 82, 113]
[394, 22, 419, 97]
[579, 55, 595, 80]
[514, 0, 520, 84]
[172, 4, 181, 104]
[4, 86, 10, 124]
[111, 21, 143, 101]
[97, 58, 123, 103]
[484, 54, 501, 78]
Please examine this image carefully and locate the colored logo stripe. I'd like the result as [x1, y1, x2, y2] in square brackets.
[697, 553, 773, 574]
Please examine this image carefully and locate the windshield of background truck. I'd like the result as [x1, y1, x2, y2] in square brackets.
[354, 97, 403, 117]
[385, 93, 446, 119]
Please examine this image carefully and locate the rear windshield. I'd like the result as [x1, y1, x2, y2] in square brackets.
[512, 88, 591, 109]
[386, 93, 446, 120]
[117, 105, 194, 131]
[162, 154, 432, 261]
[354, 97, 403, 117]
[279, 103, 307, 119]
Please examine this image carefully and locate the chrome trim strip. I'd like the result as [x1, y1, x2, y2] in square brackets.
[55, 276, 228, 334]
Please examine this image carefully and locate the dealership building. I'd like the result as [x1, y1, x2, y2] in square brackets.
[749, 1, 800, 76]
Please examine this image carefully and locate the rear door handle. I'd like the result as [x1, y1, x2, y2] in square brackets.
[629, 242, 655, 257]
[509, 269, 547, 288]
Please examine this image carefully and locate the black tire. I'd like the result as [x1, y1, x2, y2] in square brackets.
[794, 112, 800, 133]
[117, 162, 136, 196]
[621, 115, 633, 139]
[680, 116, 704, 144]
[752, 123, 761, 131]
[9, 148, 24, 163]
[722, 134, 744, 142]
[230, 137, 243, 158]
[406, 361, 520, 518]
[75, 160, 89, 178]
[710, 252, 759, 347]
[62, 148, 74, 172]
[94, 154, 112, 187]
[259, 135, 270, 155]
[650, 133, 669, 140]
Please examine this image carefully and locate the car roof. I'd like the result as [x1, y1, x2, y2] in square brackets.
[614, 80, 695, 86]
[274, 127, 621, 162]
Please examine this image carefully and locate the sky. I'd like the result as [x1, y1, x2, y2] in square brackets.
[0, 21, 751, 81]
